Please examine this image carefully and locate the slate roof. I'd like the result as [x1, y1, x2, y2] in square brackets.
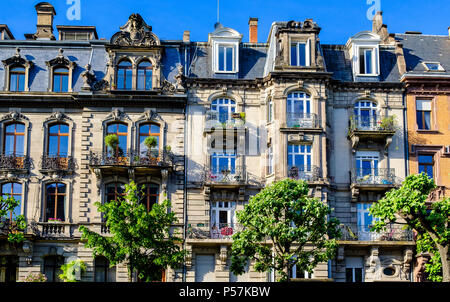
[394, 34, 450, 76]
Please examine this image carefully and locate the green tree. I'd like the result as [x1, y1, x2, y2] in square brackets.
[230, 179, 341, 282]
[370, 173, 450, 282]
[0, 195, 26, 243]
[79, 181, 185, 282]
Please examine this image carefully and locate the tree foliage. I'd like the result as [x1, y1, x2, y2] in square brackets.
[370, 173, 450, 282]
[230, 179, 341, 282]
[0, 195, 26, 243]
[79, 181, 185, 282]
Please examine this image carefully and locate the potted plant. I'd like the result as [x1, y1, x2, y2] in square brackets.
[48, 217, 63, 223]
[23, 272, 47, 282]
[105, 134, 120, 157]
[380, 115, 397, 131]
[144, 136, 158, 158]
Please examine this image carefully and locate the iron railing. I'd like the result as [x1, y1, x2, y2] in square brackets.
[205, 165, 246, 184]
[40, 155, 75, 172]
[288, 165, 321, 182]
[349, 115, 396, 132]
[351, 168, 399, 186]
[338, 224, 414, 242]
[89, 150, 173, 167]
[286, 113, 319, 128]
[204, 110, 246, 131]
[0, 153, 31, 170]
[187, 222, 243, 240]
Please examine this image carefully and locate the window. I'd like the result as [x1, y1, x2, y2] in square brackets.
[288, 144, 312, 171]
[139, 183, 159, 212]
[354, 101, 377, 129]
[291, 41, 310, 67]
[53, 67, 69, 92]
[217, 45, 235, 72]
[1, 183, 22, 221]
[9, 67, 25, 92]
[210, 152, 236, 180]
[267, 145, 274, 175]
[117, 60, 133, 90]
[138, 123, 160, 157]
[211, 201, 236, 238]
[423, 62, 444, 72]
[94, 256, 116, 282]
[359, 48, 375, 75]
[267, 99, 273, 123]
[416, 100, 432, 130]
[356, 152, 379, 179]
[0, 256, 18, 283]
[137, 61, 152, 90]
[290, 266, 313, 279]
[418, 154, 434, 179]
[105, 183, 126, 203]
[106, 123, 128, 156]
[211, 99, 236, 124]
[4, 123, 25, 156]
[345, 257, 364, 282]
[287, 92, 311, 127]
[45, 183, 66, 222]
[43, 256, 64, 282]
[357, 203, 377, 241]
[48, 124, 69, 158]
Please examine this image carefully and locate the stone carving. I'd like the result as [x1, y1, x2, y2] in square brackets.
[161, 79, 176, 94]
[138, 109, 164, 123]
[106, 108, 129, 122]
[46, 111, 72, 122]
[174, 65, 186, 90]
[111, 14, 160, 47]
[46, 49, 76, 69]
[1, 111, 29, 122]
[2, 47, 33, 68]
[414, 253, 430, 282]
[81, 64, 96, 91]
[366, 247, 381, 280]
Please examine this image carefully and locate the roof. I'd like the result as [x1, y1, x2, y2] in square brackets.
[0, 24, 15, 40]
[394, 34, 450, 77]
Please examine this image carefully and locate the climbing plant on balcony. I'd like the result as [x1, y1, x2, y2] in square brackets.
[0, 195, 26, 243]
[230, 178, 341, 282]
[79, 181, 185, 282]
[370, 173, 450, 282]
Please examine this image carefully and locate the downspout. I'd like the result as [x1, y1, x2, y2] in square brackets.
[403, 87, 409, 177]
[182, 42, 188, 283]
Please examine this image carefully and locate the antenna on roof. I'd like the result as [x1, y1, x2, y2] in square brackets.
[217, 0, 220, 23]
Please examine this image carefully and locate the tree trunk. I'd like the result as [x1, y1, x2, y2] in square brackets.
[438, 245, 450, 282]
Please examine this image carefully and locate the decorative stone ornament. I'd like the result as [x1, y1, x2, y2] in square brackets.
[81, 64, 96, 91]
[110, 14, 161, 47]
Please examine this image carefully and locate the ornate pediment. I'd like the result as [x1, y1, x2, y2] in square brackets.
[1, 111, 29, 122]
[106, 108, 131, 122]
[138, 110, 164, 124]
[46, 49, 76, 69]
[45, 111, 72, 123]
[2, 48, 33, 68]
[110, 14, 160, 47]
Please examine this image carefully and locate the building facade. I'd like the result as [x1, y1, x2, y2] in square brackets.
[1, 3, 449, 283]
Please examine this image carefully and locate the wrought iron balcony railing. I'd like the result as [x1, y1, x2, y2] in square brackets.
[288, 165, 321, 182]
[351, 168, 399, 186]
[187, 221, 243, 240]
[0, 153, 31, 170]
[349, 115, 397, 132]
[204, 110, 246, 131]
[286, 113, 319, 128]
[40, 155, 75, 172]
[89, 150, 173, 167]
[337, 224, 414, 242]
[205, 165, 246, 184]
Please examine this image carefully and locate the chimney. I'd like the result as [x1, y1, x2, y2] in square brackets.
[183, 30, 190, 43]
[372, 11, 389, 43]
[27, 2, 56, 40]
[249, 18, 258, 43]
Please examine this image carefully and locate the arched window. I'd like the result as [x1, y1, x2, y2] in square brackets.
[138, 123, 160, 157]
[117, 60, 133, 90]
[137, 61, 152, 90]
[94, 256, 116, 282]
[106, 123, 128, 156]
[354, 101, 377, 128]
[1, 183, 22, 221]
[211, 99, 236, 124]
[43, 256, 64, 282]
[45, 183, 66, 222]
[53, 67, 69, 92]
[105, 183, 126, 203]
[9, 67, 25, 92]
[4, 123, 25, 157]
[48, 123, 69, 158]
[139, 183, 159, 212]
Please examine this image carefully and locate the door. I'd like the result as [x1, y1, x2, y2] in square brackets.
[195, 255, 216, 282]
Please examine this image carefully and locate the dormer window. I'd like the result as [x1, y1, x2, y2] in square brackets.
[208, 24, 242, 74]
[137, 61, 153, 90]
[46, 49, 76, 93]
[218, 45, 235, 72]
[2, 48, 33, 92]
[290, 41, 310, 67]
[359, 48, 375, 75]
[347, 31, 381, 78]
[52, 67, 69, 93]
[117, 60, 133, 90]
[9, 67, 25, 92]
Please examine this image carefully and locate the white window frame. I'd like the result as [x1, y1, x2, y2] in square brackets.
[357, 46, 379, 76]
[422, 62, 445, 72]
[288, 144, 312, 170]
[345, 257, 364, 282]
[267, 99, 273, 123]
[267, 145, 274, 175]
[290, 40, 311, 67]
[355, 151, 379, 178]
[212, 40, 239, 74]
[211, 98, 237, 123]
[357, 203, 379, 241]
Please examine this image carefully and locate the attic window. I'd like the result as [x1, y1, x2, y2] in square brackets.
[423, 62, 444, 72]
[214, 44, 237, 73]
[358, 47, 377, 75]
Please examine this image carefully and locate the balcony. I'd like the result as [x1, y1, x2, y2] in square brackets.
[286, 113, 319, 129]
[288, 165, 321, 182]
[351, 168, 400, 189]
[40, 155, 75, 174]
[338, 224, 414, 243]
[204, 111, 246, 133]
[33, 222, 72, 238]
[348, 115, 396, 150]
[187, 221, 243, 240]
[204, 165, 246, 187]
[0, 154, 31, 172]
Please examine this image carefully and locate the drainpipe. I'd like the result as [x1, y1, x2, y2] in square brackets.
[403, 90, 409, 177]
[182, 41, 188, 283]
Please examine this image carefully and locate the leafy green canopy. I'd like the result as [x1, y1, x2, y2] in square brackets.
[230, 179, 340, 282]
[79, 181, 185, 282]
[370, 173, 450, 282]
[0, 195, 26, 243]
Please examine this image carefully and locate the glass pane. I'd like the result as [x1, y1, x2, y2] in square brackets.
[2, 183, 12, 194]
[15, 135, 24, 155]
[59, 136, 69, 157]
[117, 70, 124, 89]
[53, 75, 61, 92]
[226, 47, 233, 71]
[118, 124, 127, 133]
[298, 43, 306, 66]
[57, 195, 65, 221]
[59, 124, 69, 134]
[365, 50, 373, 74]
[4, 135, 15, 155]
[419, 155, 433, 164]
[150, 124, 160, 134]
[17, 74, 25, 91]
[219, 46, 225, 71]
[46, 195, 55, 220]
[140, 124, 150, 134]
[359, 50, 365, 74]
[15, 123, 25, 133]
[49, 125, 59, 134]
[355, 268, 363, 282]
[48, 136, 59, 156]
[424, 112, 431, 130]
[57, 183, 66, 194]
[125, 70, 132, 90]
[416, 111, 424, 129]
[10, 74, 18, 92]
[291, 44, 297, 66]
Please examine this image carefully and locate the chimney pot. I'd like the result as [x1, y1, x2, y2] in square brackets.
[248, 17, 258, 43]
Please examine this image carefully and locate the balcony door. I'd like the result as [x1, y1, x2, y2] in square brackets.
[354, 101, 377, 129]
[210, 153, 236, 181]
[288, 144, 312, 179]
[357, 203, 378, 241]
[355, 151, 379, 182]
[4, 123, 25, 157]
[287, 92, 311, 127]
[211, 201, 236, 239]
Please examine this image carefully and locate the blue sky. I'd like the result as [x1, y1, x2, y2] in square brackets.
[1, 0, 449, 44]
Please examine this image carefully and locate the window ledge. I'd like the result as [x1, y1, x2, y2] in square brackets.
[356, 73, 380, 77]
[416, 129, 439, 134]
